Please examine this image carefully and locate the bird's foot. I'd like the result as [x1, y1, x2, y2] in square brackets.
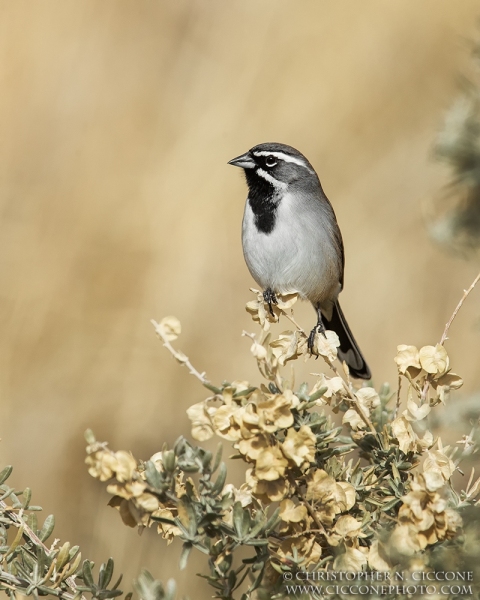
[263, 288, 278, 317]
[307, 322, 327, 355]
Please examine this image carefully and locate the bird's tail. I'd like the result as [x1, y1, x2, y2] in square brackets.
[323, 301, 371, 380]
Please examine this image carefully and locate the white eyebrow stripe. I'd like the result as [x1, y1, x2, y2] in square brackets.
[256, 168, 288, 189]
[252, 150, 314, 172]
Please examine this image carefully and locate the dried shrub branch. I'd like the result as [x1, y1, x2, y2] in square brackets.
[86, 276, 480, 600]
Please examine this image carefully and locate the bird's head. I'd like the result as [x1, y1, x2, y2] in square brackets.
[228, 142, 318, 191]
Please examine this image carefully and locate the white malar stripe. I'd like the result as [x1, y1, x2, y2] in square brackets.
[252, 150, 314, 172]
[256, 168, 288, 189]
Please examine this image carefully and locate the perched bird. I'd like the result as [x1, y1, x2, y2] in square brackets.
[228, 142, 371, 380]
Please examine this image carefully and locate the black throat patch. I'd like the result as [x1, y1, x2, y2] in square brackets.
[245, 169, 280, 234]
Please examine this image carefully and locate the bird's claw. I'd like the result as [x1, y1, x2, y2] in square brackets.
[307, 323, 327, 356]
[263, 288, 278, 317]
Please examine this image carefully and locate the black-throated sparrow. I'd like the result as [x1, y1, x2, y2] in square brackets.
[228, 142, 371, 380]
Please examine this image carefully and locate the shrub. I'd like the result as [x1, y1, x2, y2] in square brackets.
[86, 278, 480, 600]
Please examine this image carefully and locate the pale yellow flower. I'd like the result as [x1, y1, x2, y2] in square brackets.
[327, 515, 363, 546]
[313, 330, 340, 362]
[333, 545, 368, 571]
[419, 344, 449, 376]
[311, 375, 346, 405]
[253, 477, 290, 503]
[86, 450, 118, 482]
[223, 483, 253, 507]
[393, 475, 462, 555]
[355, 387, 380, 411]
[235, 402, 261, 439]
[136, 493, 160, 512]
[212, 403, 242, 441]
[237, 433, 269, 461]
[281, 425, 316, 467]
[336, 482, 356, 511]
[394, 345, 421, 374]
[279, 499, 308, 523]
[404, 399, 431, 422]
[306, 470, 355, 524]
[112, 451, 137, 482]
[257, 394, 295, 433]
[423, 448, 456, 481]
[254, 445, 288, 481]
[433, 372, 463, 403]
[270, 331, 306, 366]
[156, 316, 181, 341]
[250, 339, 268, 360]
[343, 408, 366, 430]
[153, 508, 182, 544]
[272, 535, 322, 567]
[391, 415, 418, 453]
[306, 469, 337, 503]
[186, 401, 214, 441]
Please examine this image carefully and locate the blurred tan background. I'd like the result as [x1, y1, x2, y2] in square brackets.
[2, 0, 480, 596]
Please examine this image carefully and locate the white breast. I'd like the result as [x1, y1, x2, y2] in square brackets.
[241, 192, 341, 307]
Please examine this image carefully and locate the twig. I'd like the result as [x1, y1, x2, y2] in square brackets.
[284, 528, 327, 539]
[440, 272, 480, 345]
[292, 481, 326, 536]
[420, 379, 430, 403]
[151, 319, 209, 385]
[421, 272, 480, 403]
[394, 374, 402, 419]
[327, 362, 377, 435]
[286, 311, 377, 432]
[251, 292, 377, 433]
[278, 308, 306, 335]
[242, 330, 283, 392]
[279, 302, 377, 434]
[249, 292, 374, 432]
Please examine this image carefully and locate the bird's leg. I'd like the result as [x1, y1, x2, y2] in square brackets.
[263, 288, 278, 317]
[308, 306, 327, 353]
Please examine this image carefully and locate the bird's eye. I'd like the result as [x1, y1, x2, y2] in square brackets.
[265, 155, 277, 167]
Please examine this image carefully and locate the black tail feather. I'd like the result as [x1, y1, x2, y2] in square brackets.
[322, 301, 371, 380]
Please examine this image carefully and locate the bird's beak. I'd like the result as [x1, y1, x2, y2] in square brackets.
[228, 152, 255, 169]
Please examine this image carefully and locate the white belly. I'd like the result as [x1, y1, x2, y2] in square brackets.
[241, 193, 341, 307]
